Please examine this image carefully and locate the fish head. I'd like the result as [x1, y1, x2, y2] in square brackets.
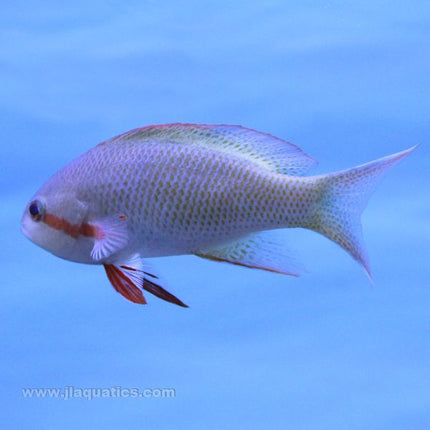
[21, 175, 91, 262]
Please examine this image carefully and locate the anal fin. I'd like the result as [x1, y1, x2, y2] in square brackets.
[196, 231, 305, 277]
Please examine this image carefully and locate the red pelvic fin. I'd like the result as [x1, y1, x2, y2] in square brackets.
[142, 279, 189, 308]
[104, 261, 187, 307]
[104, 264, 146, 304]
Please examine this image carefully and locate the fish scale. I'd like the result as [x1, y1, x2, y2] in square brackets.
[21, 124, 416, 306]
[68, 138, 350, 250]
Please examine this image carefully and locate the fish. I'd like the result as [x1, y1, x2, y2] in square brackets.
[21, 123, 416, 307]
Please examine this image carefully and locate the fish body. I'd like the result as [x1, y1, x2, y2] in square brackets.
[21, 124, 416, 306]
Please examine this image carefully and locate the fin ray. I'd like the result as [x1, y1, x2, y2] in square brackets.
[142, 279, 188, 307]
[91, 215, 129, 261]
[196, 231, 305, 277]
[104, 264, 146, 304]
[104, 254, 187, 307]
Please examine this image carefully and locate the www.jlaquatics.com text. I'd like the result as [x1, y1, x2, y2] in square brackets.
[22, 386, 176, 400]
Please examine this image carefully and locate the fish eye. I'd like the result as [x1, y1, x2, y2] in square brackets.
[28, 200, 45, 221]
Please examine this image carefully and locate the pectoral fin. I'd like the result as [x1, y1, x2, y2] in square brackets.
[90, 214, 129, 261]
[104, 254, 188, 307]
[196, 231, 305, 276]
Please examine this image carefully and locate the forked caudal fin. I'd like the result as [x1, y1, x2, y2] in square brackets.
[308, 146, 417, 279]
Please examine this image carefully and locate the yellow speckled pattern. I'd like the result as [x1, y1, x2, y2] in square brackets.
[61, 125, 318, 256]
[52, 124, 415, 275]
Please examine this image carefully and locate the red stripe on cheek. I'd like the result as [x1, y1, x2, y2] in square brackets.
[43, 213, 103, 240]
[43, 213, 80, 238]
[79, 223, 104, 239]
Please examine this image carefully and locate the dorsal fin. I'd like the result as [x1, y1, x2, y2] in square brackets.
[103, 123, 317, 176]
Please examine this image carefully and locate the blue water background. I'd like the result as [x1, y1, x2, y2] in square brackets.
[1, 1, 429, 428]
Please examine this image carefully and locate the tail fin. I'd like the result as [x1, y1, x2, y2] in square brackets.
[309, 146, 417, 279]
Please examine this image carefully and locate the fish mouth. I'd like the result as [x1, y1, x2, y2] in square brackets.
[20, 221, 31, 240]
